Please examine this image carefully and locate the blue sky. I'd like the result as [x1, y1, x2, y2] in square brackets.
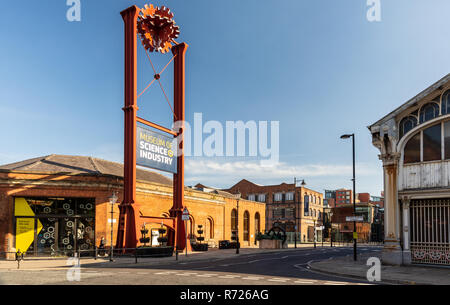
[1, 0, 449, 195]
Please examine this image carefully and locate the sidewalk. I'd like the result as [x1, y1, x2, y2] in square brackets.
[0, 244, 320, 271]
[309, 252, 450, 285]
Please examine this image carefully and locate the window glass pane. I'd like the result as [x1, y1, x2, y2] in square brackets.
[442, 90, 450, 115]
[400, 116, 417, 138]
[404, 133, 421, 164]
[444, 121, 450, 159]
[423, 124, 441, 161]
[420, 103, 439, 123]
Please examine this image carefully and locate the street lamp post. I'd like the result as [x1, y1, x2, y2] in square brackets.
[313, 219, 316, 248]
[109, 191, 118, 262]
[340, 133, 357, 261]
[294, 178, 306, 249]
[330, 209, 334, 247]
[235, 190, 241, 255]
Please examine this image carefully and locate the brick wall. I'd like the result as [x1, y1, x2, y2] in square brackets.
[0, 171, 265, 253]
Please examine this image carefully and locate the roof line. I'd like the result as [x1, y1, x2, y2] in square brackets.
[369, 73, 450, 128]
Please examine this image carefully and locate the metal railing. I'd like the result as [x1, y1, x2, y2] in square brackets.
[0, 246, 180, 266]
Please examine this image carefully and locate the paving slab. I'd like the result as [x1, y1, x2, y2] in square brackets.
[309, 252, 450, 285]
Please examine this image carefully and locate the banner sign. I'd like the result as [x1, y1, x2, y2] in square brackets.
[136, 125, 177, 174]
[304, 195, 309, 215]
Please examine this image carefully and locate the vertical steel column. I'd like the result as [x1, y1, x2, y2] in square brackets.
[170, 43, 189, 251]
[116, 5, 140, 250]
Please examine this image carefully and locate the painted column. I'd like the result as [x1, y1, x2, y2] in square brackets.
[116, 5, 140, 250]
[170, 43, 189, 251]
[402, 197, 412, 264]
[381, 157, 403, 265]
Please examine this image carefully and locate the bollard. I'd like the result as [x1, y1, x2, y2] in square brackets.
[135, 248, 138, 264]
[94, 246, 98, 260]
[16, 250, 24, 269]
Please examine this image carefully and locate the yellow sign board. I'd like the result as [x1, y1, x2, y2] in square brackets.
[14, 198, 42, 253]
[353, 232, 358, 239]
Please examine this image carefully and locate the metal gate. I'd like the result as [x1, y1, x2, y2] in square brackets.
[410, 199, 450, 265]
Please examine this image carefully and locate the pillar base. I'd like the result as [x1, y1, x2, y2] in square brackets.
[381, 239, 402, 266]
[402, 250, 412, 265]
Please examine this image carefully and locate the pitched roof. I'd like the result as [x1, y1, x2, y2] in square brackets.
[369, 73, 450, 128]
[0, 154, 172, 186]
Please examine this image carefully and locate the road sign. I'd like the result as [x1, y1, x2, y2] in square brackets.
[182, 207, 190, 221]
[346, 216, 364, 222]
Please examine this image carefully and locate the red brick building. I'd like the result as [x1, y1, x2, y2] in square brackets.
[0, 155, 265, 257]
[223, 179, 324, 242]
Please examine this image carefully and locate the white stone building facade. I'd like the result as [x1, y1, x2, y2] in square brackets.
[369, 74, 450, 266]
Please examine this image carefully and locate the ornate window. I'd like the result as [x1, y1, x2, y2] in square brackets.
[419, 103, 439, 123]
[441, 90, 450, 115]
[399, 116, 418, 138]
[404, 121, 447, 164]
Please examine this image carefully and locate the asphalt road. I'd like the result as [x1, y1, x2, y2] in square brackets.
[0, 246, 381, 285]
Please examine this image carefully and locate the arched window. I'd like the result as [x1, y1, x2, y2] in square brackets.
[399, 116, 418, 138]
[304, 194, 310, 216]
[404, 132, 421, 164]
[231, 209, 237, 239]
[419, 103, 439, 123]
[189, 215, 195, 239]
[243, 211, 250, 242]
[441, 90, 450, 115]
[207, 217, 214, 239]
[254, 212, 260, 235]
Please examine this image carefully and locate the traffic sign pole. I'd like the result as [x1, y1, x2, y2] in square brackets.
[182, 207, 189, 256]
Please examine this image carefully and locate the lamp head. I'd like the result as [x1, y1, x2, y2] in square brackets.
[236, 190, 241, 199]
[109, 192, 118, 205]
[340, 134, 352, 139]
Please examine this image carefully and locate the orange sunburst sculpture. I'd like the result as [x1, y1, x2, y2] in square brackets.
[137, 4, 180, 54]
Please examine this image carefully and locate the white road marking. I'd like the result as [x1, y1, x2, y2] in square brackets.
[268, 278, 289, 282]
[154, 271, 176, 275]
[294, 280, 317, 284]
[324, 281, 349, 285]
[218, 275, 241, 279]
[176, 272, 197, 276]
[242, 276, 264, 280]
[196, 273, 218, 278]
